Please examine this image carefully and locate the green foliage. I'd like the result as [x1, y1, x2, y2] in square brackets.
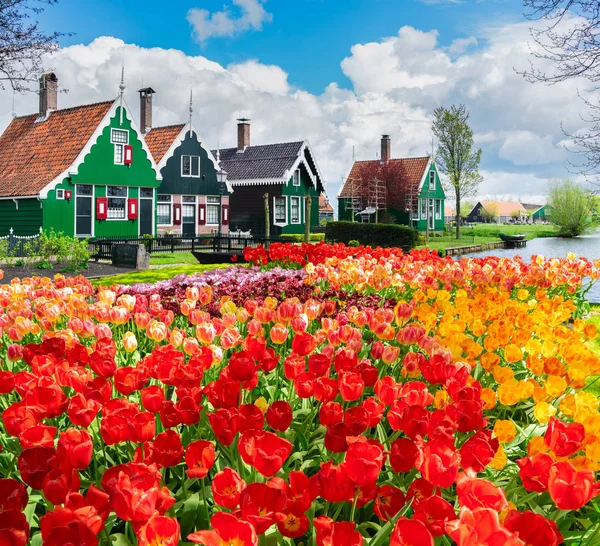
[38, 229, 91, 270]
[325, 221, 418, 250]
[141, 233, 153, 253]
[548, 180, 596, 237]
[348, 239, 360, 247]
[280, 233, 325, 243]
[34, 260, 53, 270]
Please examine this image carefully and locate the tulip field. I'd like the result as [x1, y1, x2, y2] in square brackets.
[2, 242, 600, 546]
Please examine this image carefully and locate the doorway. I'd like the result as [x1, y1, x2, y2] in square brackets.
[139, 188, 154, 236]
[75, 185, 93, 237]
[182, 196, 196, 236]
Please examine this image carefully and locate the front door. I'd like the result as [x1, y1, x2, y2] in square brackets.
[182, 196, 196, 236]
[139, 188, 154, 236]
[429, 199, 435, 230]
[75, 185, 93, 237]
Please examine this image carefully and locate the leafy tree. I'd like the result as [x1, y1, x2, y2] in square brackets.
[432, 104, 483, 238]
[481, 203, 499, 223]
[0, 0, 67, 91]
[548, 179, 595, 236]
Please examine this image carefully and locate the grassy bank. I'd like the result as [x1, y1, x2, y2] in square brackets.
[418, 223, 559, 252]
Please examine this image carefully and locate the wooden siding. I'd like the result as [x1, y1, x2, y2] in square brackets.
[229, 184, 284, 235]
[0, 199, 42, 236]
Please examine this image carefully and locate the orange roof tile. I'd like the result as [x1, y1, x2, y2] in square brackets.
[339, 157, 430, 198]
[319, 194, 334, 212]
[0, 101, 114, 197]
[444, 204, 456, 216]
[480, 201, 526, 216]
[144, 124, 185, 164]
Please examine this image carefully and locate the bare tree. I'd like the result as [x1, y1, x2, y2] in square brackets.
[0, 0, 67, 92]
[432, 104, 483, 239]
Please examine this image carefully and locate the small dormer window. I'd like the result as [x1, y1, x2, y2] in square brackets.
[111, 129, 128, 165]
[293, 169, 301, 186]
[429, 170, 435, 190]
[182, 155, 200, 177]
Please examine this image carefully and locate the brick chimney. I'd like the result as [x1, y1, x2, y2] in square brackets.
[381, 134, 391, 162]
[237, 118, 251, 151]
[39, 73, 58, 119]
[138, 87, 155, 134]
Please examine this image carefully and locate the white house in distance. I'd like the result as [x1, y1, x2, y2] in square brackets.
[466, 201, 528, 224]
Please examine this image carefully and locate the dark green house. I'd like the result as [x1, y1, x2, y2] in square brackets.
[214, 119, 326, 236]
[142, 97, 231, 237]
[0, 73, 161, 237]
[337, 136, 446, 232]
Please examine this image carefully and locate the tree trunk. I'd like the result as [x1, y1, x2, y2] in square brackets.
[264, 193, 270, 239]
[305, 195, 312, 243]
[455, 188, 461, 240]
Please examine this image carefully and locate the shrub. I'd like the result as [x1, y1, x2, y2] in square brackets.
[280, 233, 326, 243]
[325, 221, 418, 250]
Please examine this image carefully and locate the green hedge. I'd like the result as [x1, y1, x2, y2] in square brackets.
[280, 233, 326, 243]
[325, 221, 418, 249]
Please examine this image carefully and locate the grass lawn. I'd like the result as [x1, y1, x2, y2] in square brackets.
[92, 263, 233, 287]
[418, 223, 559, 252]
[149, 252, 198, 266]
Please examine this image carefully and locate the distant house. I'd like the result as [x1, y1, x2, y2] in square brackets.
[338, 135, 445, 232]
[319, 194, 334, 223]
[214, 119, 326, 236]
[444, 204, 456, 224]
[466, 201, 527, 224]
[522, 203, 551, 223]
[142, 90, 231, 237]
[0, 73, 161, 237]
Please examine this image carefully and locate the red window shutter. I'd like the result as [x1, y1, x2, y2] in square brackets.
[173, 203, 182, 225]
[124, 145, 133, 165]
[96, 197, 108, 220]
[128, 198, 138, 220]
[198, 203, 206, 225]
[222, 204, 229, 226]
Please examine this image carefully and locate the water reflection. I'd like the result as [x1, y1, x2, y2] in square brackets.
[462, 230, 600, 303]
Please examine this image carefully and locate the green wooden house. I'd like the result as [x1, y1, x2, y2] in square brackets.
[0, 73, 161, 237]
[337, 136, 446, 232]
[142, 92, 231, 238]
[213, 119, 325, 236]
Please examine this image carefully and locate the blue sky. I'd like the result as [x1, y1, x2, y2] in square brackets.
[0, 0, 589, 204]
[41, 0, 523, 94]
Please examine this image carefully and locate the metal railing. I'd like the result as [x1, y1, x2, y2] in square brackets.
[0, 228, 42, 257]
[88, 234, 286, 261]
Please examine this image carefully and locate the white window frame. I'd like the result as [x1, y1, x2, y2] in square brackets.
[429, 170, 435, 190]
[293, 169, 301, 187]
[181, 155, 200, 178]
[435, 199, 442, 220]
[206, 196, 220, 226]
[157, 195, 173, 226]
[56, 189, 65, 200]
[274, 196, 287, 226]
[106, 186, 127, 221]
[111, 129, 129, 166]
[420, 199, 427, 220]
[290, 196, 301, 224]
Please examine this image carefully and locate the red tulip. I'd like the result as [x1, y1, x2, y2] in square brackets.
[68, 394, 101, 428]
[239, 430, 292, 477]
[344, 406, 369, 436]
[42, 467, 81, 506]
[389, 438, 419, 473]
[291, 332, 317, 356]
[185, 440, 216, 479]
[208, 408, 239, 446]
[238, 403, 265, 433]
[141, 386, 165, 413]
[212, 468, 246, 509]
[276, 512, 310, 539]
[314, 516, 363, 546]
[338, 371, 364, 401]
[415, 439, 460, 489]
[138, 514, 180, 546]
[0, 510, 29, 546]
[373, 485, 406, 521]
[390, 518, 433, 546]
[57, 428, 93, 470]
[228, 350, 257, 382]
[517, 453, 553, 492]
[310, 461, 355, 503]
[446, 507, 523, 546]
[240, 482, 287, 534]
[413, 495, 456, 537]
[544, 417, 585, 457]
[504, 510, 563, 546]
[0, 478, 28, 512]
[18, 446, 58, 490]
[188, 512, 257, 545]
[2, 402, 39, 437]
[18, 424, 57, 449]
[266, 401, 293, 432]
[345, 440, 385, 486]
[548, 461, 597, 510]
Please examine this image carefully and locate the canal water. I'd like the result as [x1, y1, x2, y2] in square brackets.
[463, 230, 600, 303]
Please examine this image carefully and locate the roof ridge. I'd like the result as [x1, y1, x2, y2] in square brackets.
[148, 123, 186, 131]
[14, 100, 114, 119]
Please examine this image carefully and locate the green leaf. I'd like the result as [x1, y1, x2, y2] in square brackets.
[178, 493, 201, 538]
[110, 534, 133, 546]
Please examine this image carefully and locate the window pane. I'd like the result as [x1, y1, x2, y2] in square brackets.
[293, 170, 300, 185]
[182, 156, 191, 176]
[207, 204, 219, 224]
[108, 186, 127, 197]
[207, 196, 220, 204]
[108, 198, 126, 219]
[140, 188, 154, 198]
[114, 145, 124, 164]
[182, 204, 195, 221]
[275, 197, 286, 223]
[291, 197, 300, 222]
[191, 156, 200, 177]
[77, 197, 92, 216]
[157, 204, 171, 225]
[158, 194, 172, 202]
[76, 216, 92, 235]
[77, 185, 93, 196]
[111, 129, 128, 144]
[182, 196, 196, 203]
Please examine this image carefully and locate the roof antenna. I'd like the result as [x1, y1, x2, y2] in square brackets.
[215, 110, 221, 164]
[11, 91, 16, 118]
[119, 62, 126, 126]
[189, 89, 193, 137]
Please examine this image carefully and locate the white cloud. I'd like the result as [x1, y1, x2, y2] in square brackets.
[187, 0, 272, 43]
[448, 36, 478, 56]
[0, 14, 598, 211]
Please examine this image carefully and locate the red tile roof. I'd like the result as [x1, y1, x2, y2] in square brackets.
[144, 124, 185, 164]
[339, 157, 430, 198]
[480, 201, 526, 216]
[0, 101, 114, 197]
[319, 194, 334, 212]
